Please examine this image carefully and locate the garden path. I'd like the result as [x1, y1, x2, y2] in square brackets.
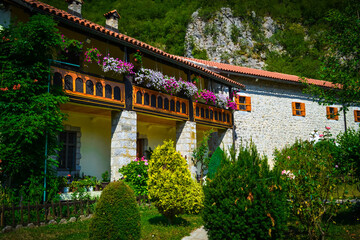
[181, 226, 208, 240]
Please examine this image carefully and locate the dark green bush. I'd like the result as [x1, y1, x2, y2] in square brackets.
[89, 181, 140, 240]
[203, 143, 288, 240]
[336, 128, 360, 178]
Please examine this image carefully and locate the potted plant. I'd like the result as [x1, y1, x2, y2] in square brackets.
[95, 178, 102, 191]
[86, 176, 97, 192]
[101, 170, 110, 189]
[59, 176, 69, 193]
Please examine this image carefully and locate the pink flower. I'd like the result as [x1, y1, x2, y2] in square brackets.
[138, 175, 141, 177]
[145, 162, 148, 165]
[335, 165, 338, 168]
[287, 156, 291, 159]
[325, 126, 331, 130]
[319, 134, 324, 137]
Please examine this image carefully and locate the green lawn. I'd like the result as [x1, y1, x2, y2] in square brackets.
[0, 206, 203, 240]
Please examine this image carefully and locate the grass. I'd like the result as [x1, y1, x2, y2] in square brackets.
[0, 206, 203, 240]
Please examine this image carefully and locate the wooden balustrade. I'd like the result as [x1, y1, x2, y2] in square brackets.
[133, 86, 189, 120]
[52, 67, 125, 110]
[193, 102, 233, 128]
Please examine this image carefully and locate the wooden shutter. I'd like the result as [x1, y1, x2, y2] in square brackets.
[292, 102, 296, 116]
[246, 97, 251, 112]
[301, 103, 306, 117]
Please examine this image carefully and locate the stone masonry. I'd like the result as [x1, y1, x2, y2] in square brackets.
[111, 110, 137, 181]
[233, 77, 360, 165]
[176, 121, 197, 176]
[218, 128, 233, 153]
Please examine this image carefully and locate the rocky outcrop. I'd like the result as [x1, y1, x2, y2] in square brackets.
[185, 8, 281, 69]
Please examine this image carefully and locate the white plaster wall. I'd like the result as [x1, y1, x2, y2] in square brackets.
[63, 110, 111, 179]
[233, 78, 360, 163]
[137, 121, 176, 151]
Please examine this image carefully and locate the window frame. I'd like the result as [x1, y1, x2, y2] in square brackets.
[326, 107, 339, 120]
[236, 95, 251, 112]
[355, 110, 360, 122]
[292, 102, 305, 117]
[58, 131, 77, 171]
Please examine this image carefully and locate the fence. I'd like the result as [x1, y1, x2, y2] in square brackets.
[0, 199, 96, 228]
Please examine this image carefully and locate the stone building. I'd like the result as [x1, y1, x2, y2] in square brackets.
[2, 0, 359, 180]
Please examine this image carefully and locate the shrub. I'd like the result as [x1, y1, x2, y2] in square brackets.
[89, 181, 140, 240]
[119, 156, 149, 197]
[203, 143, 288, 239]
[336, 128, 360, 178]
[206, 146, 223, 180]
[148, 140, 204, 224]
[274, 139, 352, 240]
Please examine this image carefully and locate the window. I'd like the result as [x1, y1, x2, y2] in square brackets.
[326, 107, 338, 120]
[292, 102, 305, 117]
[355, 110, 360, 122]
[59, 131, 77, 170]
[236, 96, 251, 111]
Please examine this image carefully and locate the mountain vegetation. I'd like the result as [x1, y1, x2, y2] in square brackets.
[43, 0, 353, 79]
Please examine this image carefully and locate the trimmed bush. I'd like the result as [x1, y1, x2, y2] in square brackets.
[203, 143, 288, 239]
[89, 181, 140, 240]
[148, 140, 204, 223]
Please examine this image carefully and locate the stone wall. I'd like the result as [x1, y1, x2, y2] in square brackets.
[111, 110, 137, 181]
[233, 77, 360, 164]
[176, 121, 197, 176]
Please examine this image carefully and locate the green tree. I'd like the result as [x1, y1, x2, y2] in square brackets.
[0, 15, 73, 190]
[304, 0, 360, 128]
[148, 140, 204, 224]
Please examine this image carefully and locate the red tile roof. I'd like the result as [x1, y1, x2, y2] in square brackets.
[180, 57, 335, 88]
[18, 0, 245, 89]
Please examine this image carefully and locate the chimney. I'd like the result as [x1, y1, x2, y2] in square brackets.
[104, 10, 120, 33]
[66, 0, 83, 18]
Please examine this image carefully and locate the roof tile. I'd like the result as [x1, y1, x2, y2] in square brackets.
[181, 57, 334, 88]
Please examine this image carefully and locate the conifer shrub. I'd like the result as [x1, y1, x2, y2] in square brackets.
[89, 181, 140, 240]
[207, 147, 223, 179]
[148, 140, 204, 223]
[203, 143, 288, 239]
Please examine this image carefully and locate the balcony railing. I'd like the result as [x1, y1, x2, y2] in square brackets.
[133, 86, 189, 120]
[52, 67, 126, 110]
[194, 102, 233, 128]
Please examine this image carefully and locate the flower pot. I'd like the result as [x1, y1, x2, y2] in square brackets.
[95, 184, 102, 191]
[63, 187, 70, 193]
[101, 182, 109, 189]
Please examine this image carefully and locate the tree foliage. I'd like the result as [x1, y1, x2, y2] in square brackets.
[148, 140, 204, 223]
[0, 15, 70, 189]
[304, 0, 360, 113]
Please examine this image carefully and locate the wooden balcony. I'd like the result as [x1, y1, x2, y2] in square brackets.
[194, 102, 233, 128]
[133, 86, 189, 120]
[52, 67, 125, 110]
